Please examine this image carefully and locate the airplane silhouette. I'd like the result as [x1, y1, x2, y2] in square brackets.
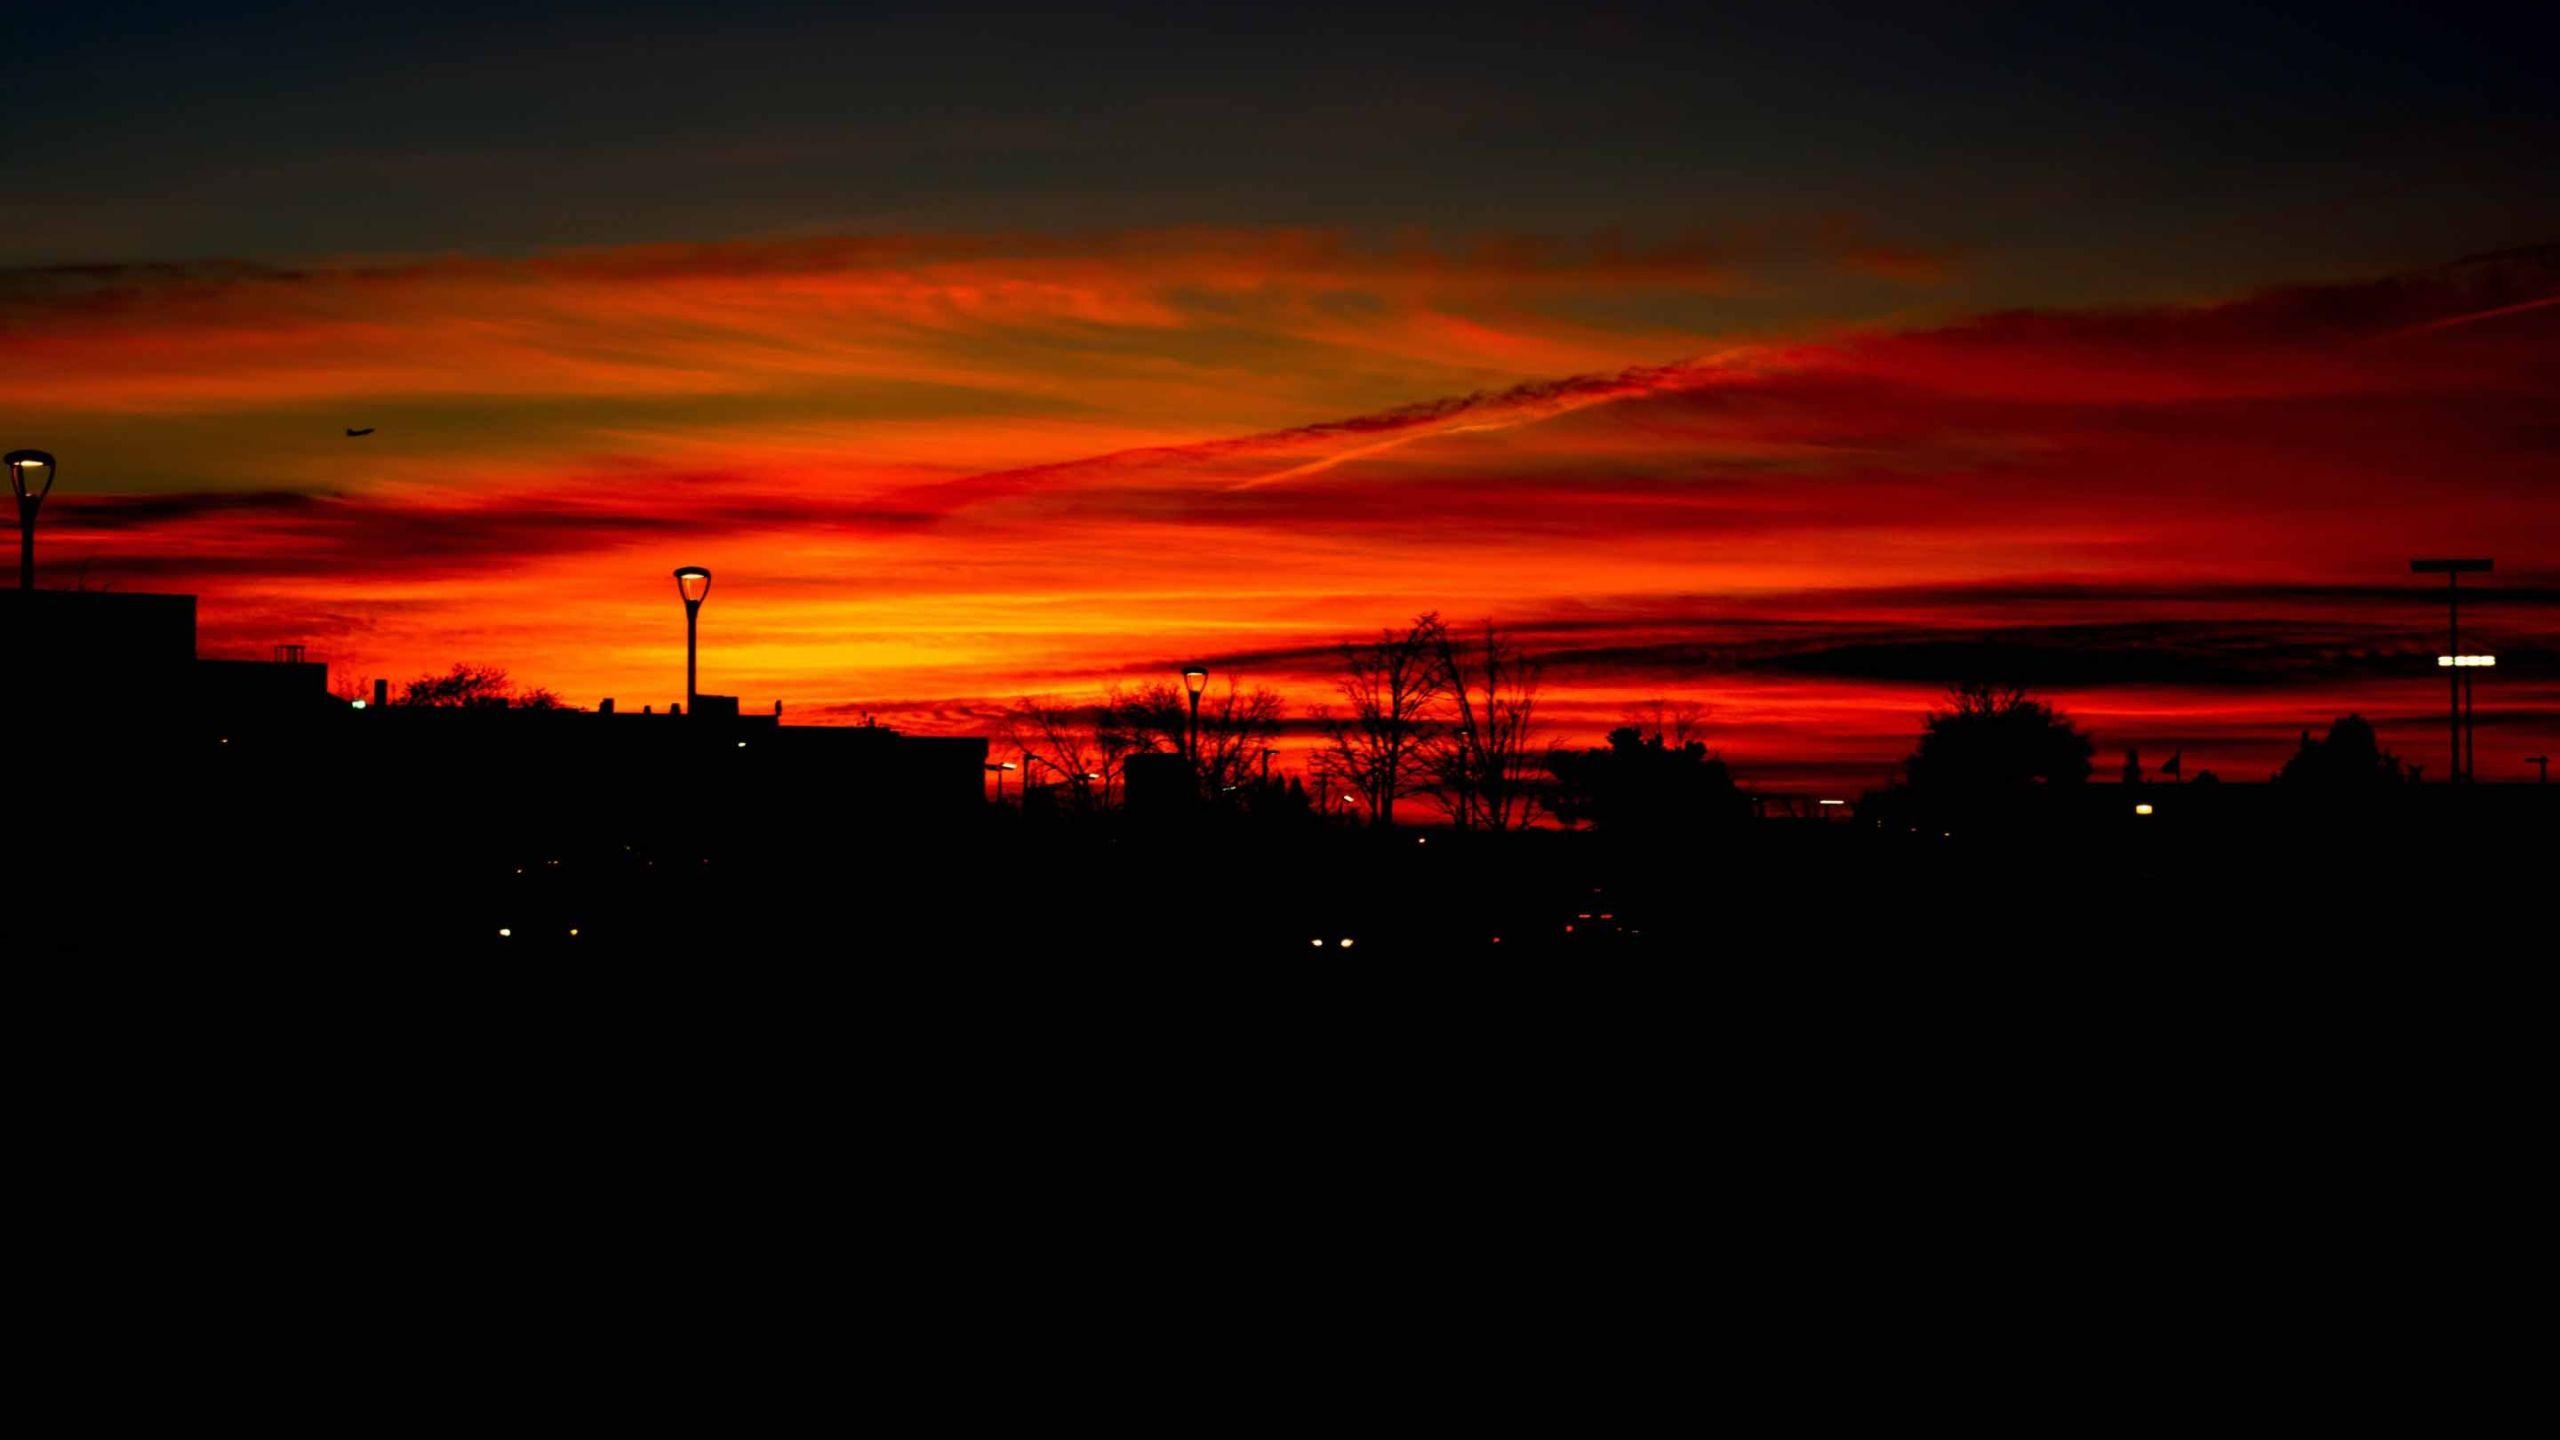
[346, 427, 375, 437]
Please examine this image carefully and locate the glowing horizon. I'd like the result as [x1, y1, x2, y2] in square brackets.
[5, 227, 2556, 789]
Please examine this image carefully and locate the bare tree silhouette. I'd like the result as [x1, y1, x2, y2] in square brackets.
[1315, 613, 1449, 826]
[1101, 679, 1188, 759]
[1622, 700, 1712, 752]
[1423, 620, 1542, 830]
[394, 663, 561, 710]
[1195, 679, 1285, 794]
[1005, 695, 1117, 807]
[1100, 676, 1285, 798]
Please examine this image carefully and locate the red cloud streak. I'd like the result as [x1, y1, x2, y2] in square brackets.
[5, 232, 2554, 791]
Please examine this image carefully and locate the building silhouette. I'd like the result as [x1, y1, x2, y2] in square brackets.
[4, 588, 986, 871]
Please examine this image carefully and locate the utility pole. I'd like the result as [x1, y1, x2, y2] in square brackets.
[2412, 559, 2490, 782]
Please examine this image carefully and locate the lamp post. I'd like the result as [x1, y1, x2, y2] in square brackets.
[8, 450, 56, 590]
[985, 760, 1017, 803]
[2413, 559, 2490, 782]
[673, 566, 711, 710]
[1181, 664, 1208, 765]
[2437, 654, 2496, 786]
[2528, 756, 2549, 785]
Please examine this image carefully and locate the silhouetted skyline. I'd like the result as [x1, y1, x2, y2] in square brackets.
[4, 4, 2554, 789]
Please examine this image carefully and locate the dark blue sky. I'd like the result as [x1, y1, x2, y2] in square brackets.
[10, 1, 2553, 302]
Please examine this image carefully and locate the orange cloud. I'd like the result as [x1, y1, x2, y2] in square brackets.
[6, 231, 2553, 788]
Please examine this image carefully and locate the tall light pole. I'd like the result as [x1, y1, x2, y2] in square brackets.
[8, 450, 56, 590]
[985, 760, 1017, 803]
[2438, 653, 2496, 783]
[2412, 559, 2490, 782]
[2528, 756, 2549, 785]
[1181, 664, 1209, 767]
[673, 566, 712, 710]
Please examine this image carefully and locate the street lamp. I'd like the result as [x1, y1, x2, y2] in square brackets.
[2437, 654, 2497, 785]
[1181, 664, 1209, 763]
[985, 759, 1017, 803]
[7, 450, 56, 590]
[2413, 558, 2491, 781]
[673, 566, 711, 710]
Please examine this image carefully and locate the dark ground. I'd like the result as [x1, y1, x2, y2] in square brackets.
[13, 784, 2537, 1423]
[11, 767, 2549, 956]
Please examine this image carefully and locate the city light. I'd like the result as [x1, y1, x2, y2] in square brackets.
[2134, 803, 2154, 815]
[673, 565, 712, 709]
[6, 448, 57, 590]
[2436, 654, 2496, 667]
[1180, 663, 1209, 762]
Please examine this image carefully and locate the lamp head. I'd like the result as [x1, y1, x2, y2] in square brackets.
[6, 449, 55, 504]
[673, 565, 712, 605]
[1181, 664, 1209, 696]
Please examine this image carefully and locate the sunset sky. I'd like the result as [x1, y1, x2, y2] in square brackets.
[7, 3, 2554, 788]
